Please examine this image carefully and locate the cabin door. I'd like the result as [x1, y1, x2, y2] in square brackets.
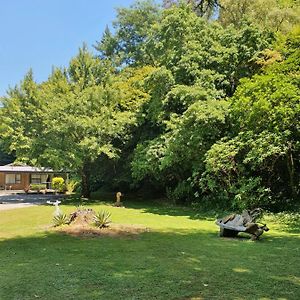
[46, 175, 51, 189]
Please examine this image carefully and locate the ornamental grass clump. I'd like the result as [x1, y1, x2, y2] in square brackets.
[66, 180, 78, 194]
[93, 210, 111, 228]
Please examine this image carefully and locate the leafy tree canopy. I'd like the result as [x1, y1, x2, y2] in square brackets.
[1, 0, 299, 211]
[219, 0, 300, 34]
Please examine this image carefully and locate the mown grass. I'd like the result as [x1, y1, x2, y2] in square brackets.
[0, 199, 299, 300]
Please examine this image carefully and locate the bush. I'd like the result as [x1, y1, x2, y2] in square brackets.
[30, 184, 46, 191]
[93, 210, 111, 228]
[166, 181, 193, 204]
[52, 177, 65, 193]
[231, 177, 272, 210]
[193, 171, 271, 210]
[192, 192, 231, 211]
[192, 171, 231, 210]
[53, 212, 69, 227]
[65, 180, 78, 194]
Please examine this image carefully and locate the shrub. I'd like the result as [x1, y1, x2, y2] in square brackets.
[30, 184, 46, 191]
[192, 192, 231, 211]
[193, 171, 271, 210]
[231, 177, 272, 210]
[53, 212, 69, 227]
[52, 177, 65, 193]
[66, 180, 78, 194]
[192, 171, 232, 210]
[93, 210, 111, 228]
[166, 181, 193, 204]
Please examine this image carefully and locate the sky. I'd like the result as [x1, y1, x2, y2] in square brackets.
[0, 0, 147, 97]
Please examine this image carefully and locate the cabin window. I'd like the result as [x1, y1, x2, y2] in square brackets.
[5, 174, 21, 184]
[30, 174, 48, 184]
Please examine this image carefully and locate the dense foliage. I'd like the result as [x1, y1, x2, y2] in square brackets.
[0, 1, 299, 210]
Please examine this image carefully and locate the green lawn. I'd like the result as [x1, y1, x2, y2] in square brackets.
[0, 200, 299, 300]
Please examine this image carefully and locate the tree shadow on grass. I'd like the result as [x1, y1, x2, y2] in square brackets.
[0, 229, 299, 300]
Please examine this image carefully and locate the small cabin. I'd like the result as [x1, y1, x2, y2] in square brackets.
[0, 164, 67, 191]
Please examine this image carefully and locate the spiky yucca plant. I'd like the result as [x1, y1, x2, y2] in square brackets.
[53, 213, 69, 227]
[93, 210, 111, 228]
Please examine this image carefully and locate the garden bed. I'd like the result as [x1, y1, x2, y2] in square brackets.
[56, 223, 149, 238]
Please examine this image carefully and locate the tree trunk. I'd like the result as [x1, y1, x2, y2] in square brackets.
[286, 143, 296, 199]
[81, 161, 91, 198]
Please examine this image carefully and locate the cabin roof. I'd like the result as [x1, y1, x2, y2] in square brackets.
[0, 164, 64, 173]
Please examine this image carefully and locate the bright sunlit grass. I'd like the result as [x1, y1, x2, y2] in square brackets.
[0, 200, 299, 300]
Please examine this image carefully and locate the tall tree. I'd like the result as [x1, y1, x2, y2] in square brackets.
[219, 0, 300, 33]
[163, 0, 220, 17]
[153, 5, 273, 93]
[95, 0, 160, 66]
[0, 48, 136, 197]
[0, 70, 46, 164]
[198, 30, 300, 209]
